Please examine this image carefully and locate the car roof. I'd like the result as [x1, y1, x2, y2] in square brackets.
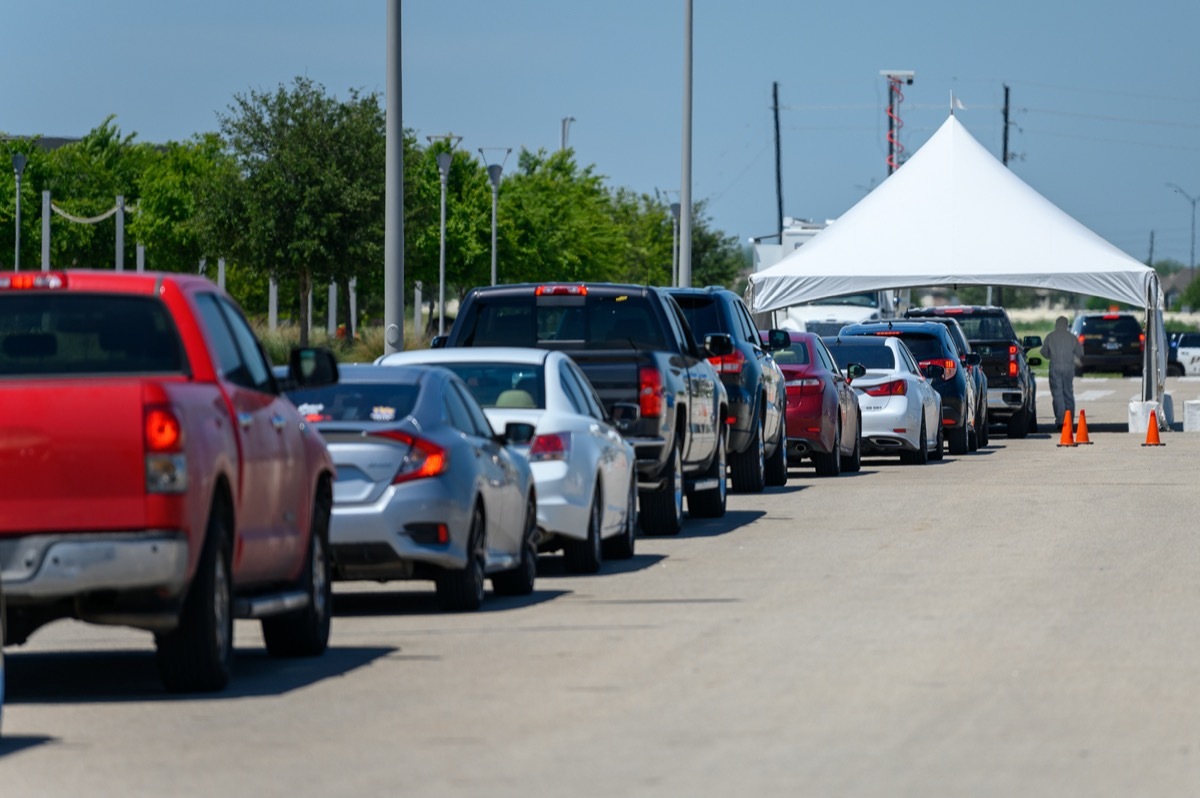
[377, 347, 554, 367]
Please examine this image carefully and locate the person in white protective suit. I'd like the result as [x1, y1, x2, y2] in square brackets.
[1040, 316, 1085, 428]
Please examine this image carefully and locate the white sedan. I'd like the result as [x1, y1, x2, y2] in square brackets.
[824, 334, 944, 464]
[377, 347, 638, 572]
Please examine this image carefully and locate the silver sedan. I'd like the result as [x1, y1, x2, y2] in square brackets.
[377, 348, 639, 573]
[283, 364, 537, 611]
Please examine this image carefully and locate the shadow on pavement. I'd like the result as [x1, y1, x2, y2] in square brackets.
[0, 735, 55, 758]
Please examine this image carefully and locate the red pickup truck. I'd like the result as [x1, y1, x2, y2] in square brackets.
[0, 270, 338, 692]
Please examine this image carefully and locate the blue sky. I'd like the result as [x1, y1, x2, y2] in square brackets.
[5, 1, 1199, 267]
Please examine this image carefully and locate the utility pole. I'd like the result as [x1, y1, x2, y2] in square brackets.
[677, 0, 693, 288]
[1002, 84, 1011, 165]
[773, 81, 783, 238]
[1148, 230, 1155, 267]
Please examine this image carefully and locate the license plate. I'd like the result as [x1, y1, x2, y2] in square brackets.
[1104, 342, 1120, 350]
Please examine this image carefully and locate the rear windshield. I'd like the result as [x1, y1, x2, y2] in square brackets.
[427, 362, 544, 409]
[0, 293, 185, 377]
[1080, 316, 1141, 335]
[285, 383, 420, 423]
[772, 342, 811, 366]
[459, 293, 665, 350]
[874, 332, 943, 361]
[828, 343, 895, 370]
[941, 314, 1015, 341]
[671, 296, 723, 341]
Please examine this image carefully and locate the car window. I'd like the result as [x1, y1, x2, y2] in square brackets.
[734, 300, 758, 344]
[828, 343, 894, 370]
[897, 333, 947, 361]
[672, 294, 723, 341]
[286, 382, 419, 422]
[194, 293, 271, 392]
[455, 381, 497, 438]
[897, 342, 921, 373]
[813, 337, 838, 372]
[558, 364, 588, 414]
[217, 296, 274, 391]
[433, 362, 544, 409]
[564, 360, 606, 419]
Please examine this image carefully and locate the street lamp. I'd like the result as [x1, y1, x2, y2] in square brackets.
[670, 202, 681, 287]
[1167, 182, 1197, 281]
[560, 117, 575, 150]
[12, 153, 27, 271]
[479, 147, 511, 286]
[427, 133, 461, 335]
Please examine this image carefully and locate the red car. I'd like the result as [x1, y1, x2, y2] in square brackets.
[761, 330, 863, 476]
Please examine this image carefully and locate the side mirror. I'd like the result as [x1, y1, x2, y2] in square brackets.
[963, 352, 982, 367]
[430, 335, 448, 349]
[1023, 335, 1042, 349]
[288, 347, 339, 388]
[846, 363, 867, 381]
[766, 328, 790, 352]
[1027, 356, 1043, 367]
[923, 363, 946, 381]
[704, 332, 734, 358]
[501, 421, 536, 446]
[609, 401, 641, 432]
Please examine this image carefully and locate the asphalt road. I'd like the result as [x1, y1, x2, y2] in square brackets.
[4, 376, 1200, 797]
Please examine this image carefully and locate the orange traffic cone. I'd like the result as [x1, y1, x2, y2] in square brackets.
[1075, 409, 1092, 444]
[1057, 410, 1076, 447]
[1142, 410, 1165, 447]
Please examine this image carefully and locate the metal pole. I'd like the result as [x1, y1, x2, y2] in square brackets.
[437, 152, 450, 336]
[217, 257, 225, 290]
[1190, 199, 1196, 282]
[678, 0, 693, 288]
[328, 282, 337, 337]
[671, 202, 681, 287]
[773, 81, 783, 238]
[14, 172, 21, 271]
[115, 195, 124, 271]
[561, 117, 575, 150]
[41, 190, 50, 271]
[490, 181, 499, 285]
[269, 276, 278, 330]
[384, 0, 405, 354]
[136, 244, 145, 272]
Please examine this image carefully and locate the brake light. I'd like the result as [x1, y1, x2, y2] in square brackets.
[534, 284, 588, 296]
[872, 330, 903, 336]
[708, 349, 746, 374]
[1139, 333, 1145, 351]
[529, 432, 570, 461]
[0, 272, 66, 290]
[863, 380, 907, 396]
[920, 358, 957, 380]
[942, 308, 964, 314]
[639, 366, 664, 418]
[1078, 334, 1086, 346]
[145, 405, 187, 493]
[375, 430, 449, 484]
[785, 377, 822, 396]
[1008, 344, 1018, 377]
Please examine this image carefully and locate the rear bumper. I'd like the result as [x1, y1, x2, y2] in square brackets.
[0, 532, 189, 601]
[986, 386, 1026, 419]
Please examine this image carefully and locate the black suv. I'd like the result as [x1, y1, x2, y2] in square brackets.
[839, 320, 979, 455]
[899, 313, 988, 449]
[1070, 312, 1143, 376]
[668, 287, 788, 491]
[905, 305, 1041, 438]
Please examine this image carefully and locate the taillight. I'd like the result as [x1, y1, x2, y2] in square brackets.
[863, 380, 907, 396]
[375, 430, 449, 484]
[708, 349, 746, 374]
[1078, 334, 1086, 346]
[920, 358, 957, 380]
[785, 377, 822, 396]
[1139, 333, 1145, 351]
[0, 272, 66, 290]
[639, 366, 664, 418]
[534, 284, 587, 296]
[529, 432, 570, 461]
[1008, 344, 1018, 377]
[145, 405, 187, 493]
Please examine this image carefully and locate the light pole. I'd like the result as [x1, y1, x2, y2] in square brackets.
[12, 153, 27, 271]
[560, 117, 575, 150]
[670, 202, 681, 287]
[1167, 182, 1197, 281]
[427, 133, 461, 336]
[479, 148, 511, 286]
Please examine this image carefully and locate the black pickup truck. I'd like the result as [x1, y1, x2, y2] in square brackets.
[434, 282, 731, 535]
[905, 305, 1042, 437]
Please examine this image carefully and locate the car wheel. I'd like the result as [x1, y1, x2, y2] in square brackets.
[262, 487, 333, 657]
[764, 417, 788, 487]
[813, 422, 842, 477]
[968, 422, 979, 452]
[436, 504, 487, 611]
[1007, 406, 1029, 439]
[564, 486, 603, 573]
[688, 422, 727, 518]
[602, 475, 637, 560]
[156, 503, 234, 693]
[841, 412, 862, 473]
[929, 421, 945, 461]
[640, 441, 683, 536]
[493, 493, 539, 595]
[948, 420, 970, 455]
[978, 399, 989, 447]
[730, 414, 766, 493]
[1028, 397, 1038, 434]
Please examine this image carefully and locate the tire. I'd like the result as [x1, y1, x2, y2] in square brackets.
[262, 488, 332, 658]
[1007, 406, 1029, 439]
[640, 442, 683, 536]
[947, 420, 970, 455]
[602, 475, 637, 560]
[841, 412, 862, 473]
[1028, 397, 1039, 434]
[730, 414, 766, 493]
[764, 417, 789, 487]
[929, 422, 945, 461]
[436, 504, 487, 611]
[900, 418, 929, 465]
[978, 399, 990, 448]
[813, 422, 842, 477]
[689, 423, 727, 518]
[493, 494, 538, 596]
[156, 503, 234, 693]
[564, 486, 603, 574]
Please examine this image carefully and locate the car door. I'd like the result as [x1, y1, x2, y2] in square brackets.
[192, 293, 302, 584]
[734, 299, 784, 445]
[813, 336, 855, 452]
[664, 297, 717, 467]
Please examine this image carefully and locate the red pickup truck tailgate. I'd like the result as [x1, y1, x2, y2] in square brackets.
[0, 380, 147, 534]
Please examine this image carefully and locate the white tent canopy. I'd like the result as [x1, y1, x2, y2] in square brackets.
[748, 114, 1166, 408]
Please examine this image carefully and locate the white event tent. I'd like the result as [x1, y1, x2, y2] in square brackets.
[748, 114, 1166, 411]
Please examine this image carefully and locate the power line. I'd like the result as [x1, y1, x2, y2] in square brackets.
[1022, 107, 1200, 130]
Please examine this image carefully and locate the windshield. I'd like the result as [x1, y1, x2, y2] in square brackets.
[286, 382, 421, 423]
[798, 292, 879, 309]
[828, 343, 895, 370]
